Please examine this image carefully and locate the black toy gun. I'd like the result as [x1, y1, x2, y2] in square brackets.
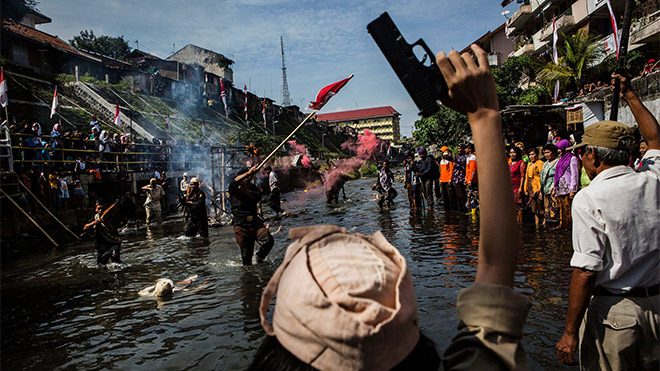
[367, 12, 447, 117]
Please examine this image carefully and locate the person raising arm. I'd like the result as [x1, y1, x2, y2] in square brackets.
[437, 45, 529, 370]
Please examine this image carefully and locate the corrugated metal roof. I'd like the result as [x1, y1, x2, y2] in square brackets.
[2, 19, 99, 61]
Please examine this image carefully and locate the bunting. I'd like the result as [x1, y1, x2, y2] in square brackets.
[0, 68, 8, 108]
[114, 103, 121, 126]
[219, 79, 228, 116]
[262, 98, 267, 126]
[50, 86, 59, 118]
[244, 84, 248, 122]
[605, 0, 620, 59]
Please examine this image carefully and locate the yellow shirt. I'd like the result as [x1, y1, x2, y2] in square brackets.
[524, 160, 544, 194]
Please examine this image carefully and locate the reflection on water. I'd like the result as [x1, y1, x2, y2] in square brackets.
[1, 178, 573, 370]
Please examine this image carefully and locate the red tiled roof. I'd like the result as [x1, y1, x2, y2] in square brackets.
[2, 19, 98, 61]
[315, 106, 399, 122]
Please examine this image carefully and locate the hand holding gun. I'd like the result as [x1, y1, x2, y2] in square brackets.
[367, 12, 448, 117]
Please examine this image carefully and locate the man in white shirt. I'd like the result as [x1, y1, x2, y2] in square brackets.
[141, 178, 165, 226]
[180, 172, 190, 194]
[556, 74, 660, 370]
[263, 165, 283, 215]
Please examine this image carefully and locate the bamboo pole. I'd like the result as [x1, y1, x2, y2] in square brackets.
[257, 111, 316, 170]
[233, 111, 315, 183]
[16, 179, 80, 240]
[1, 188, 59, 247]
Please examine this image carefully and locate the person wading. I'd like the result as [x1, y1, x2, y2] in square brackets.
[229, 167, 274, 265]
[141, 178, 165, 226]
[416, 147, 438, 210]
[263, 165, 283, 215]
[83, 201, 122, 266]
[184, 177, 209, 238]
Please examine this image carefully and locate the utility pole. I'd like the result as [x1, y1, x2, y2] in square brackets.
[280, 36, 292, 106]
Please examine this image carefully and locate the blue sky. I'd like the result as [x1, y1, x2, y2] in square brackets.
[38, 0, 517, 137]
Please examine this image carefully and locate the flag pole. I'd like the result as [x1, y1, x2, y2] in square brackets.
[610, 0, 633, 121]
[256, 111, 316, 170]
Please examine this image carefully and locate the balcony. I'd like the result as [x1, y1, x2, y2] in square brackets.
[508, 4, 533, 29]
[630, 10, 660, 45]
[510, 43, 535, 57]
[540, 13, 575, 41]
[532, 29, 549, 52]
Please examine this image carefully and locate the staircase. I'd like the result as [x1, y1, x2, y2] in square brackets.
[71, 82, 170, 141]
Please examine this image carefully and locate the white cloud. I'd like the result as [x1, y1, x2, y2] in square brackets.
[36, 0, 506, 138]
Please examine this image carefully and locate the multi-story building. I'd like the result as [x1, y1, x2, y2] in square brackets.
[504, 0, 659, 58]
[460, 23, 516, 66]
[315, 106, 401, 142]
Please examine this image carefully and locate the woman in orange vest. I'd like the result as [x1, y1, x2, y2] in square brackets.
[438, 147, 455, 210]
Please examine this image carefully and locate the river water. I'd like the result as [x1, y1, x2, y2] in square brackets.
[2, 177, 575, 370]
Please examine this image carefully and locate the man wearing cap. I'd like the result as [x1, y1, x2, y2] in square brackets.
[229, 167, 274, 265]
[141, 178, 165, 226]
[180, 172, 190, 194]
[439, 147, 455, 210]
[556, 73, 660, 369]
[183, 177, 208, 237]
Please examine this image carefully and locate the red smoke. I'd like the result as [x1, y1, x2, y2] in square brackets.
[287, 140, 311, 168]
[324, 129, 381, 191]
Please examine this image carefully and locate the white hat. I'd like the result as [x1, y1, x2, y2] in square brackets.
[260, 225, 419, 370]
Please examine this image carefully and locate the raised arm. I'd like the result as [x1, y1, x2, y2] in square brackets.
[436, 45, 521, 287]
[612, 73, 660, 149]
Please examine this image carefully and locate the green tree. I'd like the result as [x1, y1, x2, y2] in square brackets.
[491, 55, 549, 107]
[2, 0, 39, 22]
[413, 106, 470, 146]
[537, 29, 602, 92]
[70, 30, 132, 60]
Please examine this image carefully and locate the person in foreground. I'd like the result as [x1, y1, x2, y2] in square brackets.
[249, 44, 529, 370]
[555, 73, 660, 370]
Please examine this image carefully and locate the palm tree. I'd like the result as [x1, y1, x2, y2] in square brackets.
[537, 29, 602, 93]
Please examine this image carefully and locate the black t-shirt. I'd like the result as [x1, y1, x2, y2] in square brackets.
[228, 179, 262, 226]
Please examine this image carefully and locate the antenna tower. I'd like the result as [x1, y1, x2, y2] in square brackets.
[280, 36, 292, 106]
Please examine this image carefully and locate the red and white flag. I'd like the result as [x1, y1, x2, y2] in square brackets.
[261, 98, 267, 125]
[551, 17, 560, 102]
[552, 17, 559, 65]
[114, 103, 121, 126]
[219, 79, 228, 116]
[0, 68, 8, 108]
[605, 0, 620, 59]
[50, 86, 59, 118]
[244, 84, 248, 121]
[309, 74, 353, 111]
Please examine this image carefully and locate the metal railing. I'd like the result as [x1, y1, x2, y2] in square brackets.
[5, 132, 214, 172]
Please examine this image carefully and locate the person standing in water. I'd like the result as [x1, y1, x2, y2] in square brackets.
[229, 167, 274, 265]
[373, 159, 396, 209]
[142, 178, 165, 226]
[184, 177, 209, 237]
[83, 201, 122, 266]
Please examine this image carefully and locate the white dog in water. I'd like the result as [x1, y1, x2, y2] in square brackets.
[139, 275, 200, 297]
